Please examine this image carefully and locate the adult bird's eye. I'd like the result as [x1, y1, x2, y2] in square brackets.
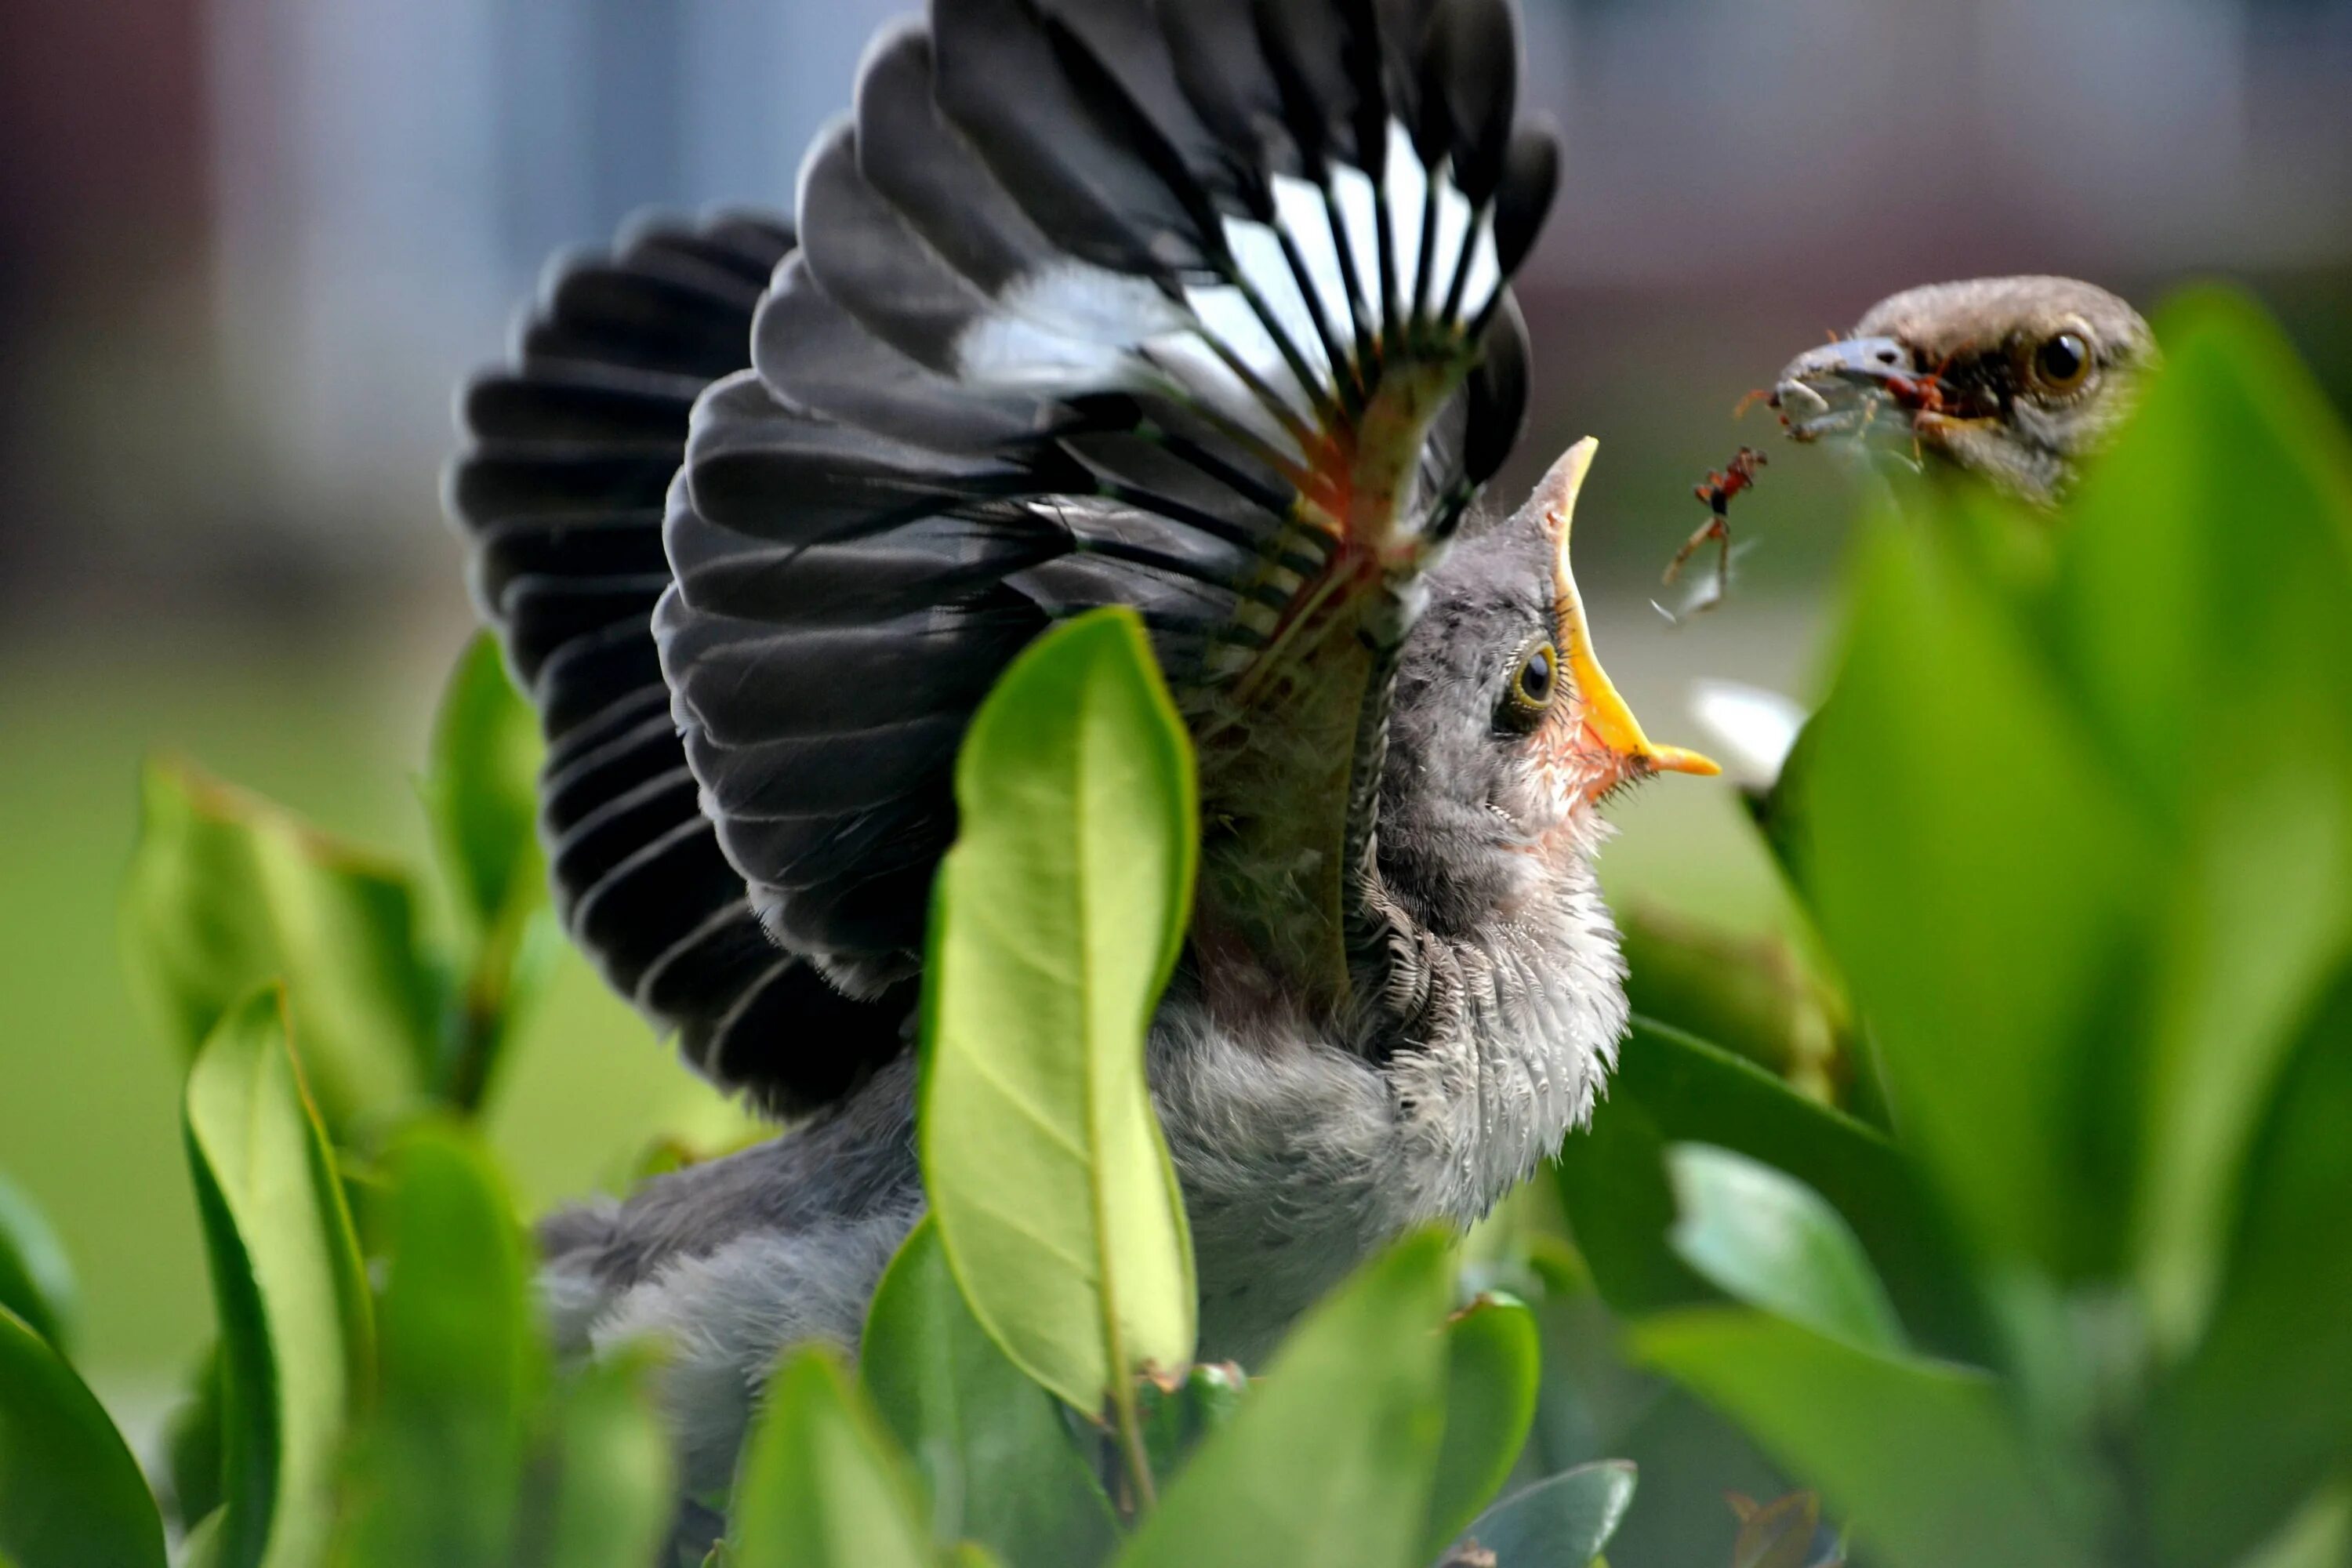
[1500, 639, 1559, 731]
[2030, 331, 2092, 394]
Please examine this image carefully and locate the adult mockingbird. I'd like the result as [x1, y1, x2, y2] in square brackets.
[1773, 275, 2158, 503]
[449, 0, 1715, 1490]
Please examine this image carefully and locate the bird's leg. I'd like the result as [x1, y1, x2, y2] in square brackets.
[1662, 512, 1731, 593]
[1665, 445, 1765, 612]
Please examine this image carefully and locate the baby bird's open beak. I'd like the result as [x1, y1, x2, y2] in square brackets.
[1535, 441, 1722, 788]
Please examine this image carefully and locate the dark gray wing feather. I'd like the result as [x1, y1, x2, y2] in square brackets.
[445, 0, 1553, 1116]
[448, 209, 913, 1115]
[663, 0, 1552, 1022]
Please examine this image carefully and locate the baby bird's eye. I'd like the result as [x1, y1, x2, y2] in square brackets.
[2028, 331, 2093, 394]
[1499, 638, 1559, 731]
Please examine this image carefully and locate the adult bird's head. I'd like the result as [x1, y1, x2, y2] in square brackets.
[1773, 275, 2157, 504]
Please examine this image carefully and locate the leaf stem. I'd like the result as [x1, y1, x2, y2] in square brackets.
[437, 906, 524, 1114]
[1109, 1370, 1157, 1512]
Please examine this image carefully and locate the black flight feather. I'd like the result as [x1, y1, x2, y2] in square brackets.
[448, 0, 1555, 1116]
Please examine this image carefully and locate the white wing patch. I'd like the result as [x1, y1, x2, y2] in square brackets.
[997, 260, 1187, 346]
[948, 118, 1505, 463]
[1271, 173, 1355, 342]
[955, 310, 1131, 390]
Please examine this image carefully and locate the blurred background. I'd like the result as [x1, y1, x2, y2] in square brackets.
[4, 0, 2350, 1410]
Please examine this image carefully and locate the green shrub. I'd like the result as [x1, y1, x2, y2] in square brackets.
[1, 289, 2345, 1568]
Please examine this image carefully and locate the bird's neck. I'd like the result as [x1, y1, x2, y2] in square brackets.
[1182, 358, 1472, 1014]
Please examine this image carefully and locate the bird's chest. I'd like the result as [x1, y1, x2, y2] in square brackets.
[1144, 935, 1617, 1363]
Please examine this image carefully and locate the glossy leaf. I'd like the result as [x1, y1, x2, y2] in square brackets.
[1748, 718, 1823, 909]
[2055, 296, 2352, 1349]
[128, 759, 439, 1127]
[1135, 1362, 1246, 1485]
[1665, 1145, 1904, 1354]
[162, 1346, 226, 1533]
[1617, 909, 1846, 1102]
[339, 1126, 542, 1568]
[2231, 1485, 2351, 1568]
[0, 1305, 168, 1568]
[1636, 1308, 2092, 1568]
[861, 1216, 1117, 1565]
[0, 1174, 76, 1356]
[423, 633, 545, 938]
[1421, 1294, 1541, 1559]
[2147, 971, 2352, 1568]
[519, 1347, 677, 1568]
[728, 1348, 931, 1568]
[422, 636, 554, 1112]
[182, 988, 372, 1568]
[920, 608, 1198, 1413]
[1449, 1461, 1637, 1568]
[1727, 1490, 1824, 1568]
[1802, 514, 2158, 1282]
[1115, 1231, 1453, 1568]
[1555, 1018, 1984, 1360]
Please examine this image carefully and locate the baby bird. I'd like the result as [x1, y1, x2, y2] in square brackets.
[448, 0, 1716, 1498]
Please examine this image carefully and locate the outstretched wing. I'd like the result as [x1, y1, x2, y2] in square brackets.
[666, 0, 1556, 1045]
[448, 209, 912, 1114]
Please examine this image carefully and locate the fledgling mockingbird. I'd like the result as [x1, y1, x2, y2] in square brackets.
[1772, 275, 2158, 504]
[448, 0, 1715, 1490]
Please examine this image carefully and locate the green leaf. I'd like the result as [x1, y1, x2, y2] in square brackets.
[517, 1347, 676, 1568]
[1114, 1231, 1454, 1568]
[2230, 1483, 2351, 1568]
[728, 1348, 931, 1568]
[1729, 1490, 1822, 1568]
[162, 1346, 226, 1533]
[1450, 1461, 1637, 1568]
[0, 1174, 77, 1357]
[1635, 1308, 2093, 1568]
[0, 1305, 168, 1568]
[1665, 1145, 1905, 1355]
[128, 759, 440, 1128]
[861, 1216, 1118, 1566]
[423, 634, 545, 938]
[2054, 295, 2352, 1350]
[2147, 971, 2352, 1568]
[1555, 1018, 1985, 1360]
[1421, 1294, 1541, 1560]
[1748, 719, 1823, 909]
[339, 1125, 542, 1568]
[422, 636, 554, 1113]
[1617, 909, 1847, 1101]
[1135, 1363, 1245, 1486]
[183, 987, 373, 1568]
[919, 607, 1198, 1412]
[1802, 513, 2158, 1282]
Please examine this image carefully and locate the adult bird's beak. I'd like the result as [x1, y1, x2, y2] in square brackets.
[1538, 440, 1722, 786]
[1770, 336, 1919, 442]
[1770, 335, 1999, 452]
